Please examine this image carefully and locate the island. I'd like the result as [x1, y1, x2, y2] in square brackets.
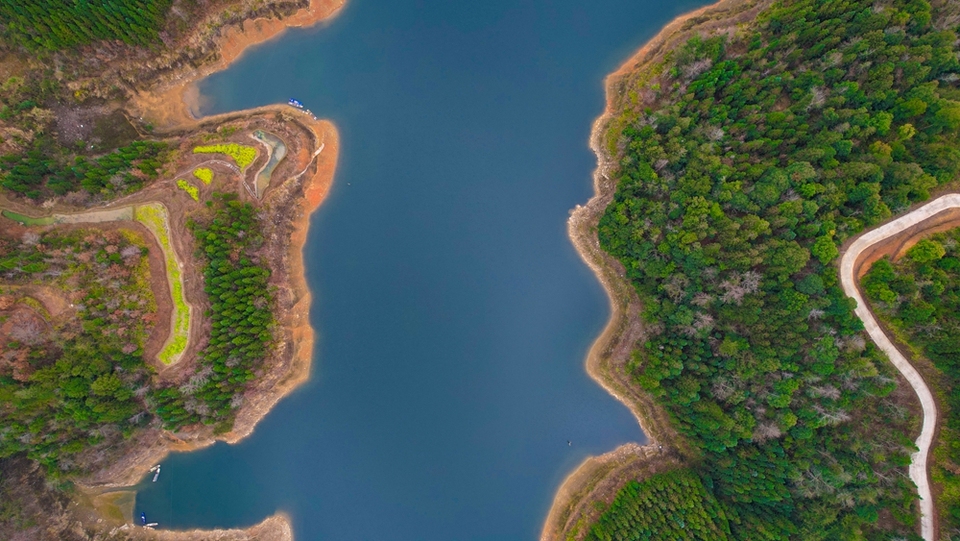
[547, 0, 960, 540]
[0, 1, 342, 539]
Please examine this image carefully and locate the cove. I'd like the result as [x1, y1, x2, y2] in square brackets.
[135, 0, 708, 539]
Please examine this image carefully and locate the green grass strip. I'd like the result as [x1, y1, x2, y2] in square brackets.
[193, 167, 214, 184]
[1, 209, 56, 226]
[176, 178, 200, 201]
[192, 143, 257, 170]
[135, 203, 190, 364]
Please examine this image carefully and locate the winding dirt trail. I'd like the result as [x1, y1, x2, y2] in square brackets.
[840, 193, 960, 541]
[1, 202, 192, 366]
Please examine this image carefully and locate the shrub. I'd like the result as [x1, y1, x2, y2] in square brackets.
[193, 143, 257, 170]
[177, 179, 200, 201]
[193, 167, 214, 185]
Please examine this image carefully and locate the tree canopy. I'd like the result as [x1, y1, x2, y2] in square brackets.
[590, 0, 960, 537]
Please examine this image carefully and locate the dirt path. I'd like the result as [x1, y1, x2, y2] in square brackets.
[840, 193, 960, 541]
[1, 203, 193, 366]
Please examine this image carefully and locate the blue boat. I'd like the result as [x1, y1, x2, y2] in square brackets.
[141, 512, 147, 525]
[288, 98, 304, 109]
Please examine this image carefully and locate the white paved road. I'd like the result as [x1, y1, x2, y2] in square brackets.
[840, 193, 960, 541]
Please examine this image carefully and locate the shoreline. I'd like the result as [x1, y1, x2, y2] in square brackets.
[65, 2, 346, 538]
[542, 0, 769, 538]
[130, 0, 347, 131]
[125, 0, 343, 453]
[147, 512, 294, 541]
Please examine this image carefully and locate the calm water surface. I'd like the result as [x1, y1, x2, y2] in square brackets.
[136, 1, 707, 539]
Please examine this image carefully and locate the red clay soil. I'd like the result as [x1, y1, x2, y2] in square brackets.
[130, 0, 347, 131]
[851, 206, 960, 277]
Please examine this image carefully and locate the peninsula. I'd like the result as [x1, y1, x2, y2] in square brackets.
[0, 1, 343, 539]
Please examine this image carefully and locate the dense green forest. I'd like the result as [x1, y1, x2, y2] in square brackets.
[0, 228, 155, 474]
[864, 230, 960, 536]
[0, 0, 172, 51]
[151, 194, 274, 433]
[0, 138, 167, 199]
[592, 0, 960, 538]
[0, 71, 169, 203]
[1, 195, 277, 472]
[586, 468, 733, 541]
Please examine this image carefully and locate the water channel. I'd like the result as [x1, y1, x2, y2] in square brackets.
[136, 1, 707, 539]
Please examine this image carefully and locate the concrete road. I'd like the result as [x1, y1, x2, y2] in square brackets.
[840, 193, 960, 541]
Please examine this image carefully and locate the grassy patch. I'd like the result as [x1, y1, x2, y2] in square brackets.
[0, 210, 55, 226]
[176, 178, 199, 201]
[134, 203, 189, 364]
[193, 143, 257, 170]
[90, 109, 140, 152]
[193, 167, 213, 185]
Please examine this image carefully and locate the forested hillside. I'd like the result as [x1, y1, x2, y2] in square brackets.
[864, 230, 960, 536]
[0, 0, 172, 50]
[0, 62, 171, 205]
[592, 0, 960, 538]
[586, 468, 733, 541]
[0, 228, 156, 475]
[151, 194, 274, 433]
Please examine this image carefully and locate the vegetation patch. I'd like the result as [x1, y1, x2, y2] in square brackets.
[0, 210, 54, 226]
[0, 0, 172, 51]
[193, 167, 214, 185]
[586, 468, 733, 541]
[152, 194, 273, 432]
[864, 229, 960, 534]
[134, 203, 189, 365]
[588, 0, 960, 538]
[0, 228, 156, 473]
[177, 178, 200, 201]
[90, 109, 141, 152]
[193, 143, 257, 170]
[0, 138, 167, 200]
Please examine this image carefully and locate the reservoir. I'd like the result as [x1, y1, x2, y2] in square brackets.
[136, 0, 707, 539]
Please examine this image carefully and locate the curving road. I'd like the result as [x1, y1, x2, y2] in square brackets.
[840, 193, 960, 541]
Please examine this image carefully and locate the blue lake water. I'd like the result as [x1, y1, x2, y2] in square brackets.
[136, 1, 707, 539]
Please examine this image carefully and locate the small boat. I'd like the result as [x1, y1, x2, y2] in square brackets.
[145, 523, 159, 528]
[152, 466, 160, 482]
[288, 98, 304, 109]
[141, 513, 147, 525]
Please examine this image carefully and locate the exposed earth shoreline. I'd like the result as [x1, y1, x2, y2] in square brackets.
[546, 0, 957, 538]
[23, 1, 347, 539]
[542, 1, 771, 538]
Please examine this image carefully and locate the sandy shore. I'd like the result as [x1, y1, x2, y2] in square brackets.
[142, 512, 293, 541]
[542, 1, 770, 539]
